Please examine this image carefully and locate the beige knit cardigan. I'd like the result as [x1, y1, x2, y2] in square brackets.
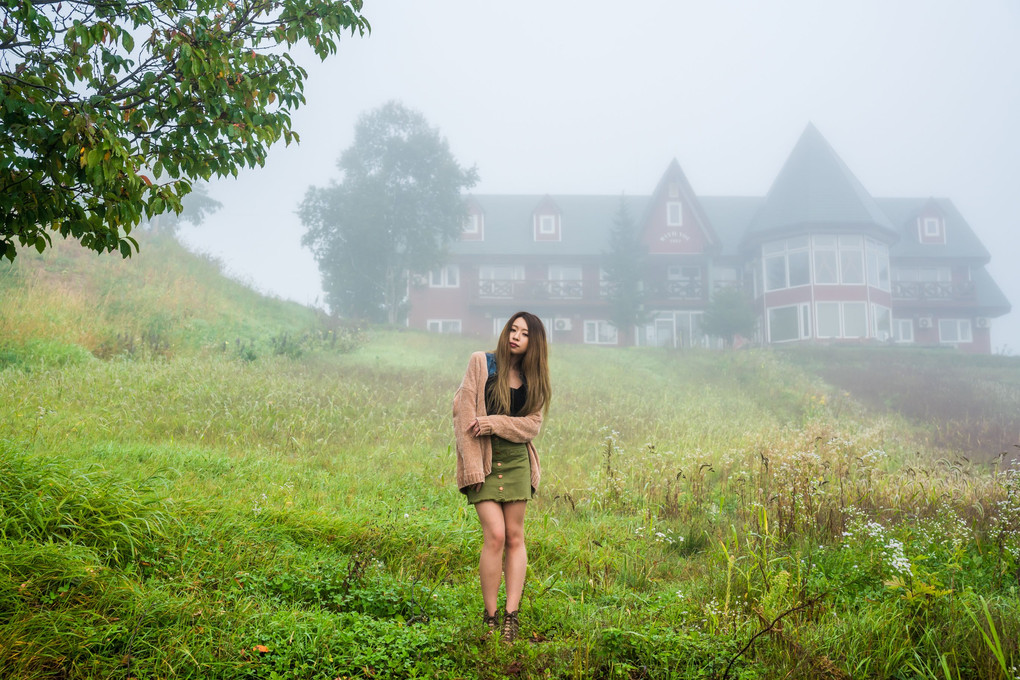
[453, 351, 543, 493]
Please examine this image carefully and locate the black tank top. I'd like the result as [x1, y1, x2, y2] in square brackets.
[485, 374, 527, 416]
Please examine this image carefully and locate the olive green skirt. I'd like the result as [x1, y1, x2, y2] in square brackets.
[465, 436, 533, 505]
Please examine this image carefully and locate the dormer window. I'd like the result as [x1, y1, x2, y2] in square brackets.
[461, 211, 483, 241]
[667, 201, 683, 227]
[533, 212, 561, 241]
[917, 215, 946, 245]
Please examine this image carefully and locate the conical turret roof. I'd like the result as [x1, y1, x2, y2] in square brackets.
[744, 124, 897, 245]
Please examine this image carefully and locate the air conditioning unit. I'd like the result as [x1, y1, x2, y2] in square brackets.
[554, 318, 572, 332]
[918, 317, 932, 329]
[975, 317, 990, 328]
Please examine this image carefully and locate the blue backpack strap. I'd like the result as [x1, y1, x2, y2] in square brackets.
[485, 352, 497, 377]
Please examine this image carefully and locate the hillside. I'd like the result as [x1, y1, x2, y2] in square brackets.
[1, 239, 1018, 679]
[0, 231, 359, 365]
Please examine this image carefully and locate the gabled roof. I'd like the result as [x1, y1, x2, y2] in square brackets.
[449, 195, 649, 257]
[875, 197, 991, 261]
[641, 159, 721, 251]
[744, 124, 898, 245]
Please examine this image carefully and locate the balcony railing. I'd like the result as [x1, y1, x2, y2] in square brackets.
[648, 279, 705, 301]
[891, 281, 975, 301]
[476, 279, 584, 301]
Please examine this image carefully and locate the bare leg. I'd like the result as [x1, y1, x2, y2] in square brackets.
[474, 500, 506, 616]
[502, 500, 528, 612]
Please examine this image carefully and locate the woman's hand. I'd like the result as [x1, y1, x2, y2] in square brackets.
[467, 418, 491, 437]
[472, 482, 483, 492]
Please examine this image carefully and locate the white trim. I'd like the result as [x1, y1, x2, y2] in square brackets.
[666, 201, 683, 227]
[426, 319, 462, 334]
[938, 318, 973, 344]
[583, 319, 618, 345]
[893, 318, 914, 343]
[428, 264, 459, 288]
[463, 213, 482, 235]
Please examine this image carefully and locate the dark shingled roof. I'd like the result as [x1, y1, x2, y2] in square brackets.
[451, 195, 649, 257]
[875, 197, 991, 261]
[744, 124, 897, 244]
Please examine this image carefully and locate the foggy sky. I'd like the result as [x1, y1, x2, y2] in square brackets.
[178, 0, 1020, 353]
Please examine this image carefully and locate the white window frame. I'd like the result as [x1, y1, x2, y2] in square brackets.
[463, 213, 482, 235]
[938, 319, 973, 345]
[583, 320, 618, 345]
[479, 264, 525, 281]
[923, 217, 941, 237]
[426, 319, 462, 334]
[666, 201, 683, 227]
[538, 214, 557, 235]
[816, 302, 841, 339]
[766, 304, 810, 343]
[762, 238, 810, 292]
[872, 303, 892, 342]
[428, 264, 459, 288]
[548, 264, 582, 281]
[842, 302, 868, 338]
[838, 235, 864, 285]
[892, 318, 914, 344]
[865, 239, 891, 292]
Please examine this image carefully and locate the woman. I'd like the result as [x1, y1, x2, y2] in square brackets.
[453, 311, 551, 643]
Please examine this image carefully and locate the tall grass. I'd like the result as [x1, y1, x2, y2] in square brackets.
[1, 238, 1018, 678]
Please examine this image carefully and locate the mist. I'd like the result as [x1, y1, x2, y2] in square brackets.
[177, 0, 1020, 352]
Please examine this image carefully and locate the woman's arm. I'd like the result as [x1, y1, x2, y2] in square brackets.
[473, 410, 543, 443]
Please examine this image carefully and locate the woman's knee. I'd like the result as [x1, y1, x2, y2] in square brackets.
[504, 527, 525, 551]
[483, 527, 506, 551]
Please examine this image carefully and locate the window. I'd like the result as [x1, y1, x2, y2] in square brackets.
[428, 264, 459, 288]
[839, 235, 864, 285]
[463, 213, 481, 235]
[892, 318, 914, 343]
[893, 267, 951, 282]
[426, 319, 461, 334]
[865, 239, 890, 291]
[814, 302, 870, 339]
[667, 201, 683, 227]
[813, 235, 839, 284]
[918, 216, 946, 244]
[762, 238, 810, 292]
[548, 265, 583, 299]
[539, 214, 557, 234]
[816, 302, 841, 338]
[767, 306, 801, 343]
[549, 265, 582, 280]
[939, 319, 973, 344]
[584, 320, 618, 345]
[843, 303, 867, 338]
[478, 265, 525, 298]
[872, 304, 891, 341]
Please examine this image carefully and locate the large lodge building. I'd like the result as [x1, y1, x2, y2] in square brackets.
[408, 125, 1011, 353]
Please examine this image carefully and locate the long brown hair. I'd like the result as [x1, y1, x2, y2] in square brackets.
[490, 311, 551, 417]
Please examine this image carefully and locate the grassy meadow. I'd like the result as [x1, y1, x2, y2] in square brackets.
[1, 236, 1019, 679]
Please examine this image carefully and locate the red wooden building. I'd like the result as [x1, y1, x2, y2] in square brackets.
[408, 125, 1011, 353]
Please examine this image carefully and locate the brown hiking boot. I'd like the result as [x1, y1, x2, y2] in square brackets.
[501, 609, 519, 643]
[482, 610, 500, 633]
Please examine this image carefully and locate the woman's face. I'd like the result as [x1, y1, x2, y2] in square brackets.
[508, 316, 529, 357]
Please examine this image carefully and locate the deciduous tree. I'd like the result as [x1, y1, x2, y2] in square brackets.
[299, 101, 478, 323]
[1, 0, 369, 261]
[701, 285, 756, 348]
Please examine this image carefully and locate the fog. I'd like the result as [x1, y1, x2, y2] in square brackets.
[178, 0, 1020, 353]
